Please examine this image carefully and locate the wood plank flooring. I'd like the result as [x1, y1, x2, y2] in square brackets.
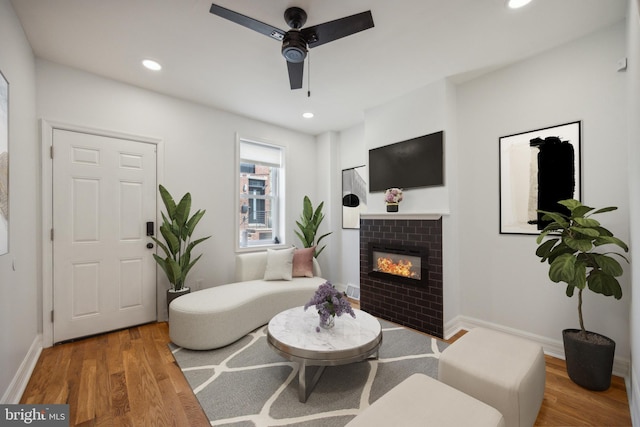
[21, 322, 210, 427]
[21, 322, 632, 426]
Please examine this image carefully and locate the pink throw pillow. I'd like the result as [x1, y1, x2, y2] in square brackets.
[292, 247, 315, 277]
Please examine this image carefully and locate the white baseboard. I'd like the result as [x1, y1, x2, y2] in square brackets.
[0, 334, 43, 404]
[444, 315, 630, 378]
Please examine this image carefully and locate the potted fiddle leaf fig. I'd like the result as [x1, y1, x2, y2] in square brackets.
[295, 195, 332, 258]
[151, 185, 210, 307]
[535, 199, 629, 390]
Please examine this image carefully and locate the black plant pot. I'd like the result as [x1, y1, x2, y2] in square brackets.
[562, 328, 616, 391]
[167, 287, 190, 314]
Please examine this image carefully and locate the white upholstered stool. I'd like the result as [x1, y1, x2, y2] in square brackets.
[345, 373, 505, 427]
[438, 328, 546, 427]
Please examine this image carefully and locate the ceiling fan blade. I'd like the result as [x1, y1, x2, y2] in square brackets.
[209, 3, 286, 41]
[287, 61, 304, 90]
[302, 11, 374, 48]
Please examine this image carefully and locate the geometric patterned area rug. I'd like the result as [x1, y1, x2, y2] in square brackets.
[170, 319, 448, 427]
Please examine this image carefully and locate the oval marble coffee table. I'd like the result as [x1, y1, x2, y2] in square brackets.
[267, 306, 382, 402]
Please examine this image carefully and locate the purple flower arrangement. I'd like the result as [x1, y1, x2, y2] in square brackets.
[304, 281, 355, 331]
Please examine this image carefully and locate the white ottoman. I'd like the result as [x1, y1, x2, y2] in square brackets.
[345, 374, 505, 427]
[438, 328, 546, 427]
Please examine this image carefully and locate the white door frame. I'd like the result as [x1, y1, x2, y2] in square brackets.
[40, 119, 164, 347]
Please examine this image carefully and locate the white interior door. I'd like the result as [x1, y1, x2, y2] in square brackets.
[52, 129, 157, 343]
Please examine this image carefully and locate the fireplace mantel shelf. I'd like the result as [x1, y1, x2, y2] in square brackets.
[360, 212, 449, 220]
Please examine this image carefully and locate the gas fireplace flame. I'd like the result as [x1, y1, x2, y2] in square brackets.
[376, 257, 417, 278]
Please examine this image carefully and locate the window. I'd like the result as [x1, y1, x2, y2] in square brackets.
[237, 138, 285, 249]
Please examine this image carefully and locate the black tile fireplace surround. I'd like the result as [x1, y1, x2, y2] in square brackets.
[360, 218, 443, 338]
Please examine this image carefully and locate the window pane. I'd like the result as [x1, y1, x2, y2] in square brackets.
[238, 139, 284, 248]
[240, 163, 255, 174]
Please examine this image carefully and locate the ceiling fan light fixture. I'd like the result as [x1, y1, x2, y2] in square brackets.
[507, 0, 533, 9]
[142, 59, 162, 71]
[282, 31, 307, 63]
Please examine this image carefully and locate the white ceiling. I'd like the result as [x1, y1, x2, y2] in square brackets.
[11, 0, 628, 135]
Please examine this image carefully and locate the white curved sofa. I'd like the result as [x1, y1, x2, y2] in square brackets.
[169, 250, 326, 350]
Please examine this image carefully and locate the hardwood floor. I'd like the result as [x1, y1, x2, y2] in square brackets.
[21, 322, 210, 427]
[21, 322, 632, 426]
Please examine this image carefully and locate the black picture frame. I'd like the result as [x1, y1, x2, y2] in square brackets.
[499, 121, 581, 235]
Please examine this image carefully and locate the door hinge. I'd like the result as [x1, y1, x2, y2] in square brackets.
[51, 310, 54, 323]
[50, 228, 54, 241]
[50, 146, 53, 159]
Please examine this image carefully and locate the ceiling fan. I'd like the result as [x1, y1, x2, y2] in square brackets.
[209, 3, 374, 90]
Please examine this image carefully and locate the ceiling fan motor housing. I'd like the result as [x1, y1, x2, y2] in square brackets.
[281, 31, 307, 63]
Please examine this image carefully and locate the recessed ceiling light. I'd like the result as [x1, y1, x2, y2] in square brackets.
[302, 112, 314, 119]
[142, 59, 162, 71]
[507, 0, 532, 9]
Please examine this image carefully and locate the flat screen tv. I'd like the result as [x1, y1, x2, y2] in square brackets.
[368, 131, 444, 192]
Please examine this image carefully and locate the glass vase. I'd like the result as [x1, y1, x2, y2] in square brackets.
[319, 314, 335, 329]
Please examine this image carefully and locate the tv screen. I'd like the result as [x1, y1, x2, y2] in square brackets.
[368, 131, 444, 192]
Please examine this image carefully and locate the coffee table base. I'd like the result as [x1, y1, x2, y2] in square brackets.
[299, 364, 326, 403]
[296, 349, 380, 402]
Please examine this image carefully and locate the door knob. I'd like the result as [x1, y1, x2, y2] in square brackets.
[147, 243, 154, 249]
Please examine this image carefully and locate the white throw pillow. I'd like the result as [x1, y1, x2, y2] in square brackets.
[263, 247, 295, 281]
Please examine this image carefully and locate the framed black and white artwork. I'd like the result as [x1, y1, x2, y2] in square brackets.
[499, 121, 581, 235]
[342, 165, 367, 229]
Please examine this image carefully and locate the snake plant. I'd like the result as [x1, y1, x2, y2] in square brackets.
[295, 196, 332, 258]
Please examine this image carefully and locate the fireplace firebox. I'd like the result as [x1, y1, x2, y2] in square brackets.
[368, 242, 429, 287]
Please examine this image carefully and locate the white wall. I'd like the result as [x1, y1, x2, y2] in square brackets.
[626, 0, 640, 422]
[315, 131, 340, 280]
[443, 79, 462, 328]
[0, 0, 39, 403]
[36, 59, 319, 321]
[457, 22, 631, 362]
[364, 81, 451, 214]
[338, 124, 366, 290]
